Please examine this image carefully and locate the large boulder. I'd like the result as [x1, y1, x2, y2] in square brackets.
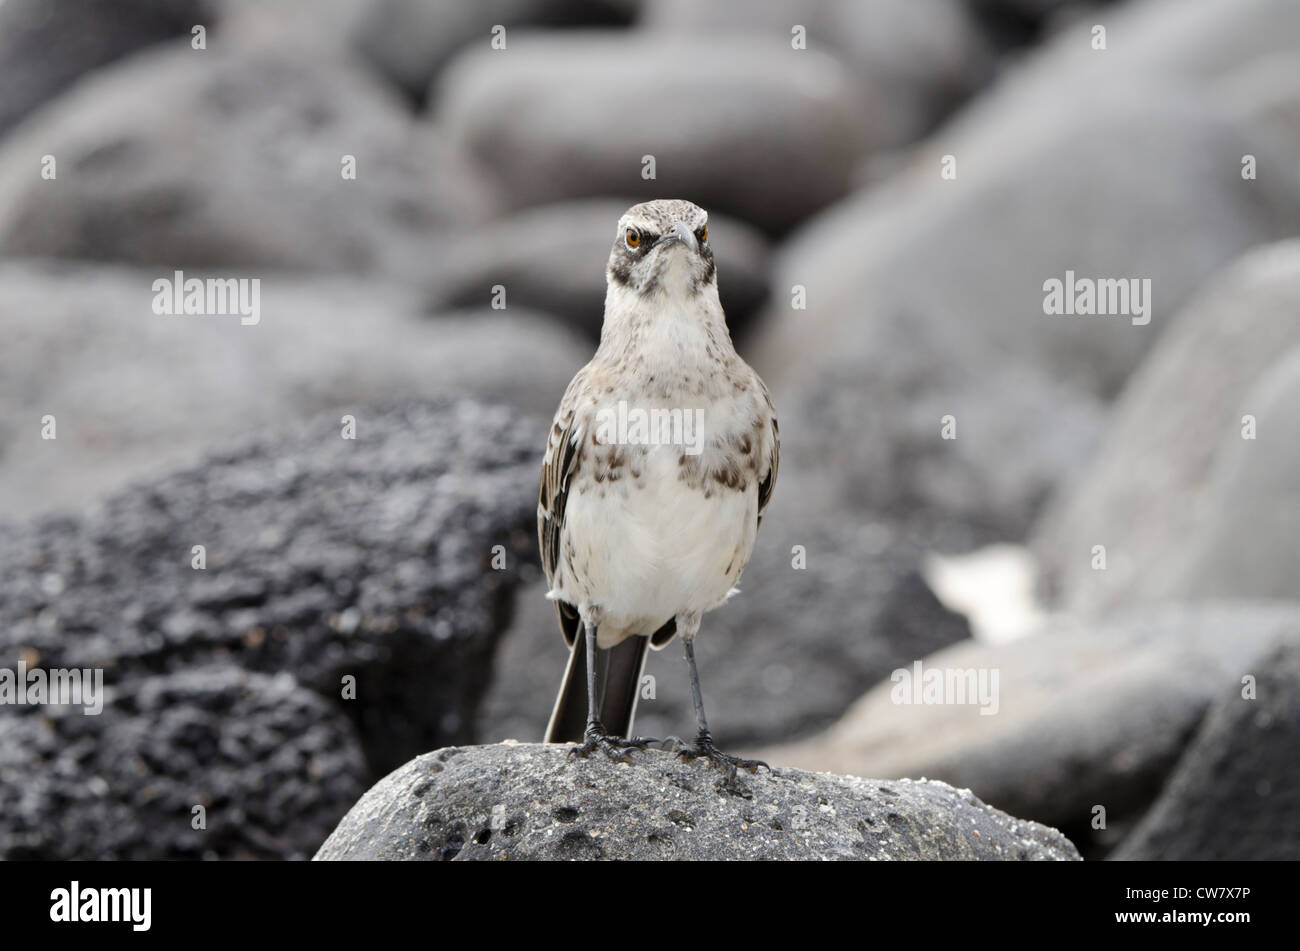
[353, 0, 633, 100]
[314, 743, 1081, 860]
[1036, 0, 1300, 86]
[0, 401, 540, 775]
[755, 602, 1300, 856]
[433, 33, 877, 234]
[1154, 348, 1300, 602]
[0, 43, 493, 279]
[0, 667, 368, 860]
[639, 0, 994, 145]
[1032, 242, 1300, 616]
[427, 198, 771, 340]
[1114, 639, 1300, 860]
[748, 81, 1300, 542]
[0, 260, 586, 519]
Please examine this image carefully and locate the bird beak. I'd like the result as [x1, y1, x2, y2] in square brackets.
[656, 221, 699, 255]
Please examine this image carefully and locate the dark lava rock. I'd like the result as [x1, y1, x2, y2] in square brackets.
[1114, 639, 1300, 861]
[314, 742, 1081, 861]
[0, 666, 367, 860]
[0, 401, 539, 776]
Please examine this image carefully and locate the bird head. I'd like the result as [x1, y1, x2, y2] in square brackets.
[605, 199, 716, 301]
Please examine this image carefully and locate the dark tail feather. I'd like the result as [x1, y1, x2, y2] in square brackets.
[544, 634, 651, 743]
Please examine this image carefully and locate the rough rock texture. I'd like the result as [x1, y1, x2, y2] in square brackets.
[433, 33, 877, 234]
[0, 401, 539, 776]
[1032, 242, 1300, 616]
[480, 477, 971, 748]
[314, 743, 1081, 860]
[1114, 639, 1300, 861]
[0, 667, 367, 860]
[0, 0, 206, 134]
[0, 259, 586, 519]
[756, 602, 1300, 857]
[0, 43, 493, 279]
[427, 198, 771, 341]
[641, 0, 994, 145]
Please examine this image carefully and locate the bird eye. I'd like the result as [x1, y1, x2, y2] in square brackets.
[696, 225, 708, 243]
[625, 228, 640, 248]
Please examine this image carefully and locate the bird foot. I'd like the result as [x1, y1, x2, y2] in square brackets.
[569, 724, 658, 763]
[664, 733, 770, 776]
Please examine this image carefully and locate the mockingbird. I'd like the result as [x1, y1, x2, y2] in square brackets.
[539, 198, 779, 772]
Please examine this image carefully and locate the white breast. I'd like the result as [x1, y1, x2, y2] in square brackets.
[560, 445, 758, 647]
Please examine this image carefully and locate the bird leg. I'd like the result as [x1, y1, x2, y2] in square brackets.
[669, 636, 769, 776]
[569, 621, 656, 762]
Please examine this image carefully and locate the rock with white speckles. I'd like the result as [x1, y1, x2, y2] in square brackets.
[0, 401, 539, 778]
[314, 742, 1081, 861]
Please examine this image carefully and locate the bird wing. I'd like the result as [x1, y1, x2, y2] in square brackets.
[538, 366, 589, 646]
[757, 388, 779, 529]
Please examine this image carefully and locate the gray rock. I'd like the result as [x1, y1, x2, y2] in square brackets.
[1035, 0, 1300, 87]
[1114, 638, 1300, 860]
[480, 477, 972, 749]
[964, 0, 1091, 23]
[433, 32, 877, 234]
[216, 0, 369, 53]
[1032, 242, 1300, 616]
[314, 742, 1081, 860]
[1157, 348, 1300, 602]
[948, 0, 1300, 168]
[640, 0, 994, 145]
[429, 198, 771, 340]
[354, 0, 632, 99]
[0, 401, 540, 775]
[756, 602, 1300, 856]
[749, 82, 1300, 540]
[0, 0, 206, 135]
[0, 43, 493, 278]
[1217, 54, 1300, 162]
[0, 260, 587, 519]
[0, 666, 368, 860]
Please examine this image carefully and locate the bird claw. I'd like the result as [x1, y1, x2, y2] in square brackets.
[569, 726, 658, 764]
[671, 732, 770, 776]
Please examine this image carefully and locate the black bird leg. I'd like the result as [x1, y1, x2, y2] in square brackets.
[570, 621, 656, 762]
[670, 636, 769, 776]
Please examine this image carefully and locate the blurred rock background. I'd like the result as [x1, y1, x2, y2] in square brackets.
[0, 0, 1297, 859]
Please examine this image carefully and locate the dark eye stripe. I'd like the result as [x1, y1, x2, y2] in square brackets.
[629, 231, 656, 254]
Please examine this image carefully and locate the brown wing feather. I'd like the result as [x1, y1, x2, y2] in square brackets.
[538, 368, 589, 646]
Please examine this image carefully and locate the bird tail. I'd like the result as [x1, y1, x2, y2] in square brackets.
[544, 634, 652, 743]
